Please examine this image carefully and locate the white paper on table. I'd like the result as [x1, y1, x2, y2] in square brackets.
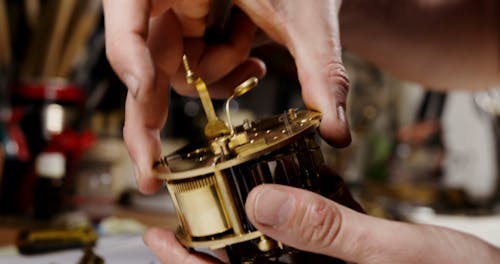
[0, 234, 159, 264]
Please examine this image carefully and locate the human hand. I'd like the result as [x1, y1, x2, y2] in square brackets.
[234, 0, 351, 146]
[103, 0, 265, 193]
[104, 0, 351, 194]
[144, 184, 500, 263]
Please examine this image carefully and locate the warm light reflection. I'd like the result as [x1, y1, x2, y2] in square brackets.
[45, 104, 64, 135]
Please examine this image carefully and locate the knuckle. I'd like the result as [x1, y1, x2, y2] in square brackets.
[171, 78, 196, 97]
[323, 60, 350, 99]
[105, 37, 121, 67]
[295, 198, 343, 250]
[173, 0, 210, 19]
[181, 21, 206, 37]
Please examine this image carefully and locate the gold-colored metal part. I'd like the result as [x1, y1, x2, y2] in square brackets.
[26, 228, 97, 244]
[257, 236, 275, 252]
[178, 230, 264, 250]
[157, 110, 322, 181]
[156, 58, 326, 253]
[225, 77, 258, 135]
[155, 109, 322, 251]
[227, 132, 249, 150]
[182, 55, 229, 139]
[170, 176, 230, 237]
[214, 168, 243, 235]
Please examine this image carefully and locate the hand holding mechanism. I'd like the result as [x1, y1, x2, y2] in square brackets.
[154, 57, 358, 263]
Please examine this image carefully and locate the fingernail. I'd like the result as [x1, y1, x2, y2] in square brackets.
[254, 188, 294, 227]
[123, 72, 139, 98]
[337, 104, 346, 123]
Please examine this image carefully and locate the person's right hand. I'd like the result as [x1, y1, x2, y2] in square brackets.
[144, 184, 500, 264]
[235, 0, 351, 146]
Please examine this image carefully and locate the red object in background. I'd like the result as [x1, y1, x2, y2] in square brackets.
[45, 130, 95, 162]
[16, 129, 95, 216]
[4, 107, 30, 161]
[5, 81, 91, 216]
[13, 82, 86, 106]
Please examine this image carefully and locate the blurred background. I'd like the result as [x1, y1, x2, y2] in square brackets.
[0, 0, 499, 262]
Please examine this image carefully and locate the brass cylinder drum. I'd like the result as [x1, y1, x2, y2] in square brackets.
[169, 176, 230, 238]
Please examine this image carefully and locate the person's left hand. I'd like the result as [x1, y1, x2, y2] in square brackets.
[144, 184, 500, 263]
[103, 0, 265, 194]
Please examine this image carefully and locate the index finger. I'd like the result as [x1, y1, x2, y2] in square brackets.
[103, 0, 172, 98]
[103, 0, 172, 194]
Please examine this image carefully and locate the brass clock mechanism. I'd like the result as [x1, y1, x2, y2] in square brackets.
[154, 55, 347, 263]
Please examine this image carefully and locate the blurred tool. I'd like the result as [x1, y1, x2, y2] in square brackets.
[41, 0, 79, 77]
[20, 0, 102, 80]
[78, 247, 105, 264]
[16, 227, 98, 255]
[23, 0, 41, 31]
[0, 0, 11, 69]
[58, 1, 102, 78]
[0, 0, 11, 112]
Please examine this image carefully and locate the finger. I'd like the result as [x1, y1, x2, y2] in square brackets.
[171, 57, 265, 98]
[123, 87, 167, 194]
[286, 2, 350, 147]
[234, 0, 286, 44]
[170, 11, 257, 96]
[173, 0, 211, 20]
[245, 184, 490, 263]
[104, 0, 171, 192]
[198, 10, 257, 84]
[115, 7, 182, 193]
[147, 11, 184, 79]
[150, 0, 176, 17]
[175, 15, 207, 37]
[144, 228, 222, 264]
[207, 57, 266, 98]
[119, 11, 180, 194]
[103, 0, 172, 100]
[172, 0, 211, 37]
[236, 0, 351, 147]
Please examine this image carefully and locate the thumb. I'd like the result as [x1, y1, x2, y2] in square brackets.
[245, 184, 498, 263]
[245, 184, 374, 262]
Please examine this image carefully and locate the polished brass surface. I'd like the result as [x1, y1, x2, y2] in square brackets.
[154, 60, 330, 260]
[227, 132, 249, 150]
[225, 77, 258, 135]
[156, 110, 321, 181]
[155, 108, 323, 250]
[177, 230, 263, 250]
[170, 176, 231, 237]
[214, 168, 243, 235]
[182, 55, 229, 139]
[257, 236, 274, 252]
